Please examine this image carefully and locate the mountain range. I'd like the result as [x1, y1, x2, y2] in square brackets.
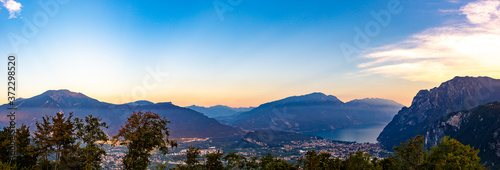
[229, 93, 403, 132]
[378, 76, 500, 151]
[3, 76, 500, 167]
[0, 90, 404, 141]
[186, 105, 255, 118]
[0, 90, 243, 139]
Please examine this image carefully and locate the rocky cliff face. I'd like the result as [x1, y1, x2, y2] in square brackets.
[424, 102, 500, 168]
[378, 76, 500, 151]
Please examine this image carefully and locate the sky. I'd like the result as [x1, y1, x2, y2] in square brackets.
[0, 0, 499, 107]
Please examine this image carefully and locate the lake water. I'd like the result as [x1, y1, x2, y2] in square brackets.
[303, 123, 388, 143]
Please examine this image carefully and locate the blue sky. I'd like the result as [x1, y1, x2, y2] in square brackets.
[1, 0, 498, 107]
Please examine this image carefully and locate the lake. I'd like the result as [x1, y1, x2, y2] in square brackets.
[303, 123, 388, 143]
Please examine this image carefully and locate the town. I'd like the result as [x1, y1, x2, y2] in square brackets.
[100, 138, 392, 169]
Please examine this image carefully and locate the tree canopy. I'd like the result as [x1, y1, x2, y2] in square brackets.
[112, 111, 177, 170]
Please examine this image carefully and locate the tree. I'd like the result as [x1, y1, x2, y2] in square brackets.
[426, 136, 484, 169]
[34, 112, 79, 169]
[0, 125, 37, 169]
[259, 153, 296, 169]
[185, 145, 200, 168]
[245, 156, 259, 169]
[318, 152, 342, 170]
[0, 127, 13, 163]
[204, 150, 224, 170]
[33, 114, 53, 168]
[379, 155, 399, 170]
[75, 115, 109, 169]
[393, 135, 426, 169]
[171, 145, 202, 170]
[112, 111, 177, 170]
[259, 153, 275, 168]
[51, 112, 78, 169]
[14, 124, 37, 169]
[33, 112, 109, 169]
[303, 150, 319, 169]
[344, 151, 373, 170]
[223, 152, 246, 169]
[330, 157, 343, 170]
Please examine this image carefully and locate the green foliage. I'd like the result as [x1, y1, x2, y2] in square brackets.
[259, 153, 296, 170]
[245, 156, 259, 170]
[301, 150, 343, 169]
[172, 145, 203, 170]
[75, 115, 109, 169]
[0, 127, 13, 163]
[28, 113, 109, 169]
[33, 114, 52, 165]
[112, 111, 178, 170]
[293, 135, 486, 170]
[303, 150, 319, 169]
[223, 152, 246, 169]
[379, 155, 400, 170]
[394, 135, 426, 169]
[185, 145, 201, 168]
[344, 151, 374, 170]
[318, 152, 342, 169]
[0, 160, 17, 170]
[426, 136, 484, 170]
[14, 125, 37, 169]
[204, 150, 224, 170]
[34, 112, 80, 169]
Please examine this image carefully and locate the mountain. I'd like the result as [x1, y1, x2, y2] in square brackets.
[231, 92, 403, 132]
[126, 100, 154, 106]
[0, 90, 243, 139]
[378, 76, 500, 151]
[186, 105, 255, 118]
[424, 102, 500, 168]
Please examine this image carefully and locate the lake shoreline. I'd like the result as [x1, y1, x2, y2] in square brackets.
[302, 123, 388, 143]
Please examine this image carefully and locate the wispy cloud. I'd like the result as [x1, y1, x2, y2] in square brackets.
[358, 0, 500, 82]
[1, 0, 22, 19]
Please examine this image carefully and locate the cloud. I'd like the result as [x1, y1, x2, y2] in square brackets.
[461, 0, 500, 24]
[358, 0, 500, 82]
[0, 0, 22, 19]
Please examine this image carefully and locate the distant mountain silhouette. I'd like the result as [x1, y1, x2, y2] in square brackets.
[0, 90, 243, 139]
[378, 76, 500, 151]
[126, 100, 154, 106]
[231, 92, 403, 132]
[186, 105, 255, 118]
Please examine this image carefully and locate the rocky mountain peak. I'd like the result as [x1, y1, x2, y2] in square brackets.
[41, 89, 89, 102]
[378, 76, 500, 151]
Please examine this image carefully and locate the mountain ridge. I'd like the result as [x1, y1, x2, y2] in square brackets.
[378, 76, 500, 151]
[424, 102, 500, 168]
[231, 92, 403, 132]
[0, 89, 244, 139]
[186, 105, 255, 118]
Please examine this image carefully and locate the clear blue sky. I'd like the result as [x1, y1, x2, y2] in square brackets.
[1, 0, 498, 107]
